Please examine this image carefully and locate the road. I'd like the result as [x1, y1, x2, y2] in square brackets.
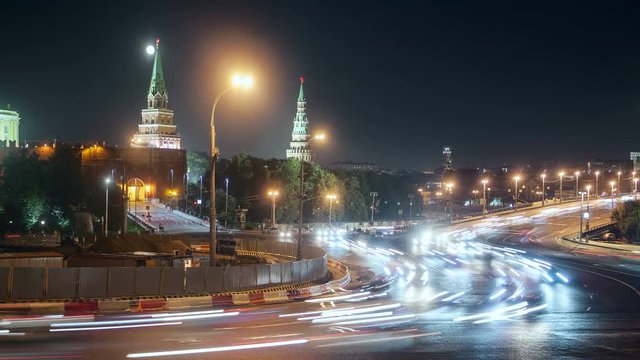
[2, 197, 640, 359]
[132, 201, 210, 234]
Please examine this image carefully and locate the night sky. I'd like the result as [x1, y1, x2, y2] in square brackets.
[2, 0, 640, 169]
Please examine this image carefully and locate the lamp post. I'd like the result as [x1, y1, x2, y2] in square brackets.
[514, 176, 521, 211]
[617, 171, 622, 194]
[184, 172, 189, 213]
[558, 172, 565, 203]
[408, 195, 414, 221]
[540, 174, 546, 206]
[585, 185, 591, 234]
[369, 192, 378, 224]
[482, 179, 488, 215]
[209, 73, 253, 266]
[579, 191, 584, 242]
[105, 178, 110, 236]
[574, 171, 580, 199]
[326, 194, 337, 226]
[297, 134, 326, 260]
[199, 175, 203, 218]
[170, 169, 174, 190]
[445, 182, 454, 222]
[595, 171, 600, 199]
[634, 178, 639, 199]
[610, 181, 616, 212]
[268, 190, 279, 226]
[224, 178, 229, 227]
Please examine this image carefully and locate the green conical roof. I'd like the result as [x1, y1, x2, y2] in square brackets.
[148, 39, 167, 98]
[298, 76, 305, 102]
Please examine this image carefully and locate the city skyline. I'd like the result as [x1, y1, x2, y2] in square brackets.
[2, 1, 640, 169]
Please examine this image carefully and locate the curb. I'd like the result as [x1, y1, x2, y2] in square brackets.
[0, 259, 351, 316]
[560, 236, 633, 253]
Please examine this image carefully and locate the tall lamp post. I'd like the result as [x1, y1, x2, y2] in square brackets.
[445, 182, 454, 222]
[634, 178, 639, 199]
[104, 178, 110, 236]
[224, 178, 230, 227]
[610, 181, 616, 211]
[326, 194, 337, 226]
[209, 73, 253, 266]
[199, 175, 203, 218]
[369, 192, 378, 224]
[617, 171, 622, 194]
[514, 176, 521, 211]
[481, 180, 488, 215]
[579, 191, 585, 242]
[297, 134, 326, 260]
[268, 190, 279, 226]
[540, 174, 546, 206]
[585, 185, 591, 234]
[559, 171, 565, 203]
[595, 171, 600, 199]
[574, 171, 580, 199]
[408, 195, 414, 221]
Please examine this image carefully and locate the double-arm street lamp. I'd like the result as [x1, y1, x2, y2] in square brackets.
[268, 190, 279, 226]
[209, 73, 254, 266]
[296, 134, 326, 260]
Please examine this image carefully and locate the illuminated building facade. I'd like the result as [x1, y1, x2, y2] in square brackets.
[131, 39, 181, 149]
[0, 105, 20, 147]
[286, 77, 314, 162]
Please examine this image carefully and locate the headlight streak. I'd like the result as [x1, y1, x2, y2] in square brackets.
[453, 301, 529, 322]
[305, 291, 371, 303]
[441, 291, 465, 302]
[489, 288, 507, 300]
[50, 312, 239, 328]
[331, 314, 416, 326]
[50, 321, 182, 332]
[556, 272, 570, 283]
[126, 339, 309, 358]
[311, 311, 394, 324]
[295, 303, 401, 321]
[427, 291, 449, 302]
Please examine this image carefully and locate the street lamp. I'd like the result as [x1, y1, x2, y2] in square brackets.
[170, 169, 174, 190]
[558, 171, 565, 203]
[514, 176, 521, 211]
[408, 194, 414, 221]
[268, 190, 279, 226]
[209, 73, 253, 266]
[579, 190, 585, 242]
[445, 182, 454, 222]
[224, 178, 230, 227]
[634, 178, 639, 199]
[574, 171, 580, 199]
[199, 175, 203, 218]
[369, 192, 378, 224]
[585, 185, 591, 234]
[481, 179, 488, 215]
[326, 194, 337, 226]
[617, 171, 622, 194]
[595, 171, 600, 199]
[610, 180, 616, 211]
[540, 174, 546, 206]
[105, 178, 111, 236]
[297, 134, 326, 260]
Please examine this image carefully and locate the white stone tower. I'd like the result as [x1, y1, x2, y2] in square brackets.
[131, 39, 181, 149]
[286, 76, 314, 162]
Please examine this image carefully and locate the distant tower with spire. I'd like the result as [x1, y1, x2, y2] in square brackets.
[286, 76, 314, 162]
[131, 39, 181, 149]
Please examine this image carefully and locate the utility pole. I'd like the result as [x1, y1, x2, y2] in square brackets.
[408, 195, 414, 222]
[224, 178, 229, 228]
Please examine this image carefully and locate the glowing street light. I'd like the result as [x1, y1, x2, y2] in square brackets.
[209, 72, 254, 266]
[514, 176, 521, 211]
[369, 192, 378, 224]
[481, 179, 489, 215]
[558, 171, 565, 203]
[540, 174, 546, 206]
[268, 190, 279, 226]
[326, 194, 338, 226]
[595, 171, 600, 199]
[610, 180, 616, 211]
[105, 178, 111, 236]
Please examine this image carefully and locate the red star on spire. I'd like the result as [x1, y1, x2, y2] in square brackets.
[155, 38, 160, 47]
[299, 76, 304, 83]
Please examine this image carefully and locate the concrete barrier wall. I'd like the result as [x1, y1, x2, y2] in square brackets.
[1, 245, 327, 301]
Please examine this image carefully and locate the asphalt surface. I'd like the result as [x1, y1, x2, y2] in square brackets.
[2, 197, 640, 359]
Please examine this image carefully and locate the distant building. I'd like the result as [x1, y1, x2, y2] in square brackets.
[131, 39, 181, 149]
[0, 105, 19, 147]
[442, 146, 453, 171]
[330, 161, 379, 172]
[286, 77, 314, 162]
[631, 152, 640, 172]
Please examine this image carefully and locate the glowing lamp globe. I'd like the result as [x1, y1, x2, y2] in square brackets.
[146, 45, 156, 55]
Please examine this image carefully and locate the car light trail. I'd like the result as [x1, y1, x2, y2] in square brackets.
[489, 288, 507, 300]
[50, 321, 182, 332]
[126, 339, 309, 358]
[311, 311, 394, 324]
[441, 291, 465, 302]
[332, 314, 415, 326]
[556, 272, 570, 283]
[305, 291, 371, 303]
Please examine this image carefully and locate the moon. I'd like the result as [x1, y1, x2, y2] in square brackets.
[145, 45, 155, 55]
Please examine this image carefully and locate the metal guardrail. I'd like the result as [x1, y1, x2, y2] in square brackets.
[584, 222, 617, 237]
[127, 211, 157, 232]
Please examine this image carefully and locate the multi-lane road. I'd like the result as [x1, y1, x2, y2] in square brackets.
[2, 198, 640, 359]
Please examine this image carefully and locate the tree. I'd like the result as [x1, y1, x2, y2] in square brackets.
[611, 200, 640, 242]
[186, 151, 210, 185]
